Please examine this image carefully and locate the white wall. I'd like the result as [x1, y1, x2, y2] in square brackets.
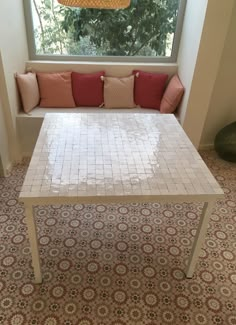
[0, 94, 10, 176]
[0, 0, 29, 163]
[178, 0, 234, 149]
[177, 0, 207, 124]
[200, 2, 236, 147]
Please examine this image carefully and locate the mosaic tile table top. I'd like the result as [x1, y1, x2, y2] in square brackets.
[19, 113, 223, 203]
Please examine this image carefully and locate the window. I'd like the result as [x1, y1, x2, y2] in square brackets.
[24, 0, 186, 62]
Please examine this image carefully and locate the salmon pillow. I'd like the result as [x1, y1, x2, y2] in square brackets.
[37, 72, 75, 108]
[160, 74, 184, 113]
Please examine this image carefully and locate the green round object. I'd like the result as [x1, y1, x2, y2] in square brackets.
[214, 121, 236, 162]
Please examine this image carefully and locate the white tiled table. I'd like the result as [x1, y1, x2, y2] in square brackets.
[19, 113, 224, 283]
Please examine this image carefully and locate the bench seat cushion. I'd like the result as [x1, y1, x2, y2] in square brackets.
[19, 106, 162, 117]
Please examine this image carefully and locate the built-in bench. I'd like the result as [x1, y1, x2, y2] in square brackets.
[17, 61, 179, 156]
[17, 106, 166, 156]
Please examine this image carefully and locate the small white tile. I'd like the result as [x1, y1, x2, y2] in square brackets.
[19, 113, 223, 201]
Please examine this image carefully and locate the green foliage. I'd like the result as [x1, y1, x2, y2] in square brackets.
[33, 0, 71, 54]
[62, 0, 180, 56]
[32, 0, 179, 56]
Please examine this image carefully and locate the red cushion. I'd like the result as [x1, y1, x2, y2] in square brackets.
[72, 71, 105, 107]
[133, 70, 168, 110]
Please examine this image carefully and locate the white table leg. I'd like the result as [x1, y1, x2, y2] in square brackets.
[25, 204, 42, 284]
[186, 200, 215, 278]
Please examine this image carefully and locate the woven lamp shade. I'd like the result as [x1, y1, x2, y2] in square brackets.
[57, 0, 131, 9]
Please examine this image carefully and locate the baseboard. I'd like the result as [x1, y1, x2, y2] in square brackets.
[198, 143, 214, 150]
[0, 159, 4, 177]
[22, 152, 32, 158]
[5, 161, 13, 177]
[1, 155, 32, 177]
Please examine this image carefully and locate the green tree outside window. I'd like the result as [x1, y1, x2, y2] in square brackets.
[32, 0, 180, 57]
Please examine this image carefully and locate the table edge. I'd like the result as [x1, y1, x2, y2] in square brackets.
[18, 193, 224, 206]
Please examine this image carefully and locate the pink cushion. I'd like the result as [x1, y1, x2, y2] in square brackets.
[133, 70, 168, 110]
[37, 72, 75, 108]
[72, 71, 105, 107]
[160, 74, 184, 113]
[103, 75, 135, 108]
[15, 72, 40, 113]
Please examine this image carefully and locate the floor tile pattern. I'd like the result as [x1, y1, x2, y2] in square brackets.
[0, 151, 235, 325]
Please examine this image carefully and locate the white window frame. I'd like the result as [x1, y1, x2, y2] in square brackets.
[23, 0, 186, 63]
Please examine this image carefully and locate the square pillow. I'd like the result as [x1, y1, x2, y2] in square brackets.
[133, 70, 168, 110]
[103, 75, 135, 108]
[37, 72, 75, 108]
[160, 74, 184, 113]
[15, 72, 40, 113]
[72, 71, 105, 107]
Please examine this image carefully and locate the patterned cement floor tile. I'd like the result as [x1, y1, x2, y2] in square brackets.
[0, 150, 235, 325]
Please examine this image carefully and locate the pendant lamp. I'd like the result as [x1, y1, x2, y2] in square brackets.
[57, 0, 131, 9]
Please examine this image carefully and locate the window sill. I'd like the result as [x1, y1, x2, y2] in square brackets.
[26, 60, 178, 76]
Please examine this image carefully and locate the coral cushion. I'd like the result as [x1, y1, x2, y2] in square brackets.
[72, 71, 105, 107]
[133, 70, 168, 110]
[103, 75, 135, 108]
[37, 72, 75, 108]
[160, 74, 184, 113]
[15, 72, 40, 113]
